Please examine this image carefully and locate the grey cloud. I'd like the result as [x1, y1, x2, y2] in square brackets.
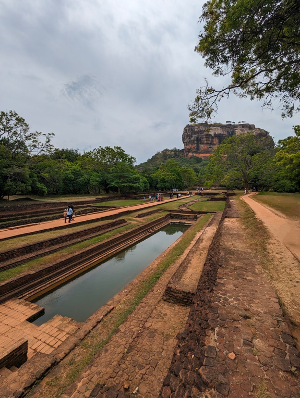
[0, 0, 297, 164]
[151, 122, 169, 129]
[61, 75, 105, 109]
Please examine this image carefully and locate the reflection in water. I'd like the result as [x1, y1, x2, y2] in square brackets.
[32, 224, 188, 325]
[165, 223, 188, 235]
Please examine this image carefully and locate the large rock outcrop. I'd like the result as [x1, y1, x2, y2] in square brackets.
[182, 123, 271, 159]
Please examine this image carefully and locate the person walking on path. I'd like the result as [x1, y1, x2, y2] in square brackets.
[63, 208, 67, 223]
[66, 206, 73, 223]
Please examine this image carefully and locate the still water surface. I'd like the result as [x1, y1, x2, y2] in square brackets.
[32, 224, 188, 325]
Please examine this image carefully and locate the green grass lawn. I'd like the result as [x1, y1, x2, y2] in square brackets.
[253, 192, 300, 220]
[0, 210, 169, 281]
[97, 199, 147, 207]
[158, 197, 194, 210]
[0, 194, 103, 206]
[0, 218, 110, 253]
[189, 200, 225, 212]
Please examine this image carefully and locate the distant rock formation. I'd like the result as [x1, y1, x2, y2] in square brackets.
[182, 123, 271, 159]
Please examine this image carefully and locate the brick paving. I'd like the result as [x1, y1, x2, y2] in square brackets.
[0, 298, 80, 381]
[160, 200, 300, 397]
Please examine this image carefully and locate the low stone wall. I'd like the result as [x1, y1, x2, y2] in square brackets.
[135, 209, 162, 218]
[0, 194, 137, 215]
[0, 339, 28, 369]
[195, 192, 221, 196]
[0, 215, 171, 302]
[207, 197, 226, 201]
[0, 199, 99, 215]
[170, 212, 198, 220]
[0, 219, 127, 270]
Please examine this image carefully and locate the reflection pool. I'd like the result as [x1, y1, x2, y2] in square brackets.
[32, 223, 188, 325]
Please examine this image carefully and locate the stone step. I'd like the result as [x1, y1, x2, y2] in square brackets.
[0, 366, 12, 377]
[163, 212, 222, 306]
[1, 299, 44, 322]
[39, 315, 80, 334]
[0, 367, 12, 387]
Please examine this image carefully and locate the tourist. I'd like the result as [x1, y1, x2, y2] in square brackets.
[244, 188, 247, 195]
[63, 208, 67, 223]
[66, 205, 73, 223]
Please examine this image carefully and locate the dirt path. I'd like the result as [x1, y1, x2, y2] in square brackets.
[243, 194, 300, 262]
[0, 198, 180, 241]
[243, 193, 300, 331]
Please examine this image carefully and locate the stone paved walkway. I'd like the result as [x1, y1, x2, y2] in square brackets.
[160, 199, 300, 397]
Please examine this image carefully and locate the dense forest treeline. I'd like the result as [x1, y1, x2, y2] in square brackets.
[0, 110, 299, 199]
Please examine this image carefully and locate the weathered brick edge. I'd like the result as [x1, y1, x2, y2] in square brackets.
[0, 339, 28, 369]
[0, 215, 171, 302]
[135, 208, 162, 218]
[0, 204, 110, 223]
[158, 198, 231, 397]
[163, 212, 222, 306]
[0, 195, 144, 215]
[0, 304, 115, 398]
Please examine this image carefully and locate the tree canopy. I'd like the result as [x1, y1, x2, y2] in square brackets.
[276, 125, 300, 190]
[204, 130, 299, 192]
[189, 0, 300, 121]
[205, 133, 275, 190]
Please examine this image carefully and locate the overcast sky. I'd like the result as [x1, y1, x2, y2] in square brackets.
[0, 0, 298, 164]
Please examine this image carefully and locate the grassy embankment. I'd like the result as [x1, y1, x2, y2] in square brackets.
[189, 200, 226, 212]
[0, 196, 205, 281]
[0, 199, 146, 229]
[235, 194, 271, 271]
[0, 197, 190, 253]
[0, 197, 217, 255]
[0, 194, 105, 205]
[0, 209, 169, 282]
[252, 192, 300, 220]
[97, 199, 147, 207]
[25, 213, 212, 398]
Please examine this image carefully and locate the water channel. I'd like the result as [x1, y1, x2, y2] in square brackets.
[32, 223, 188, 325]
